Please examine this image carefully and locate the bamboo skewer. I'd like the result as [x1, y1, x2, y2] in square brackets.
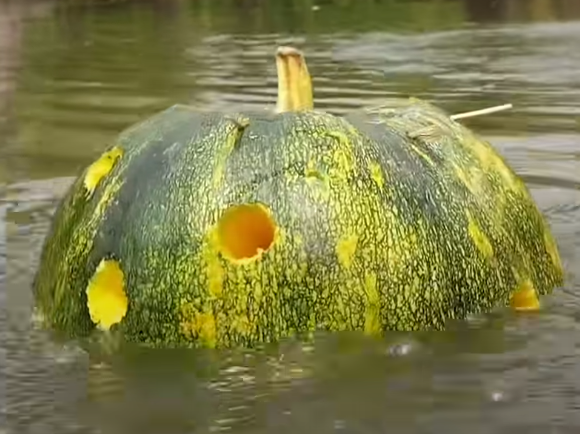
[450, 103, 513, 121]
[365, 102, 514, 122]
[401, 103, 514, 139]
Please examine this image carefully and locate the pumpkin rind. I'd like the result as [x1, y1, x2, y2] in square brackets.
[32, 51, 564, 349]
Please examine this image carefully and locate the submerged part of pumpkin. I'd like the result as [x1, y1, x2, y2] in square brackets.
[510, 279, 540, 311]
[217, 203, 277, 262]
[86, 259, 128, 330]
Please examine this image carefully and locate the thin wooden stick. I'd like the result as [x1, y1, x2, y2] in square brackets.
[450, 103, 513, 121]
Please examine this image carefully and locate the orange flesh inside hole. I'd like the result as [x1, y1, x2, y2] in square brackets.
[217, 203, 276, 261]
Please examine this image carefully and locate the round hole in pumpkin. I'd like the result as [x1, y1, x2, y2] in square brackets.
[217, 203, 277, 261]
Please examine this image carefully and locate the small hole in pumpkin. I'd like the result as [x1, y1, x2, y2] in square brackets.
[217, 203, 277, 261]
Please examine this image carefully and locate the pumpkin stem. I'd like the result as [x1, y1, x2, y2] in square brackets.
[275, 46, 314, 113]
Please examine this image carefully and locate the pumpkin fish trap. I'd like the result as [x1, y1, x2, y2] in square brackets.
[33, 47, 564, 349]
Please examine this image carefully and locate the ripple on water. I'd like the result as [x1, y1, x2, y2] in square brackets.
[332, 21, 580, 133]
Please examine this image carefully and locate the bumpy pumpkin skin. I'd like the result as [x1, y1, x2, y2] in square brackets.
[32, 99, 564, 348]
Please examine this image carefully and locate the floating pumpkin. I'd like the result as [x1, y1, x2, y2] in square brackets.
[33, 47, 564, 348]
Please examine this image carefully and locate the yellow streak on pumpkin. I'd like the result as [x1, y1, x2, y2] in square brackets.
[463, 134, 520, 192]
[368, 161, 385, 190]
[86, 259, 128, 330]
[212, 118, 249, 190]
[409, 143, 434, 166]
[466, 211, 494, 259]
[91, 178, 124, 224]
[453, 163, 482, 197]
[83, 146, 123, 197]
[510, 279, 540, 311]
[363, 272, 381, 335]
[204, 241, 224, 298]
[326, 131, 355, 182]
[52, 175, 124, 309]
[197, 228, 226, 304]
[454, 163, 508, 231]
[336, 233, 358, 269]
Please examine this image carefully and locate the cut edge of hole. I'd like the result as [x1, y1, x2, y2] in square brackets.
[216, 202, 278, 264]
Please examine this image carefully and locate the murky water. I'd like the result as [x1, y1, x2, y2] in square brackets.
[1, 0, 580, 433]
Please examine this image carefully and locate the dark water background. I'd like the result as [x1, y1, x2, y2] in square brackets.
[1, 0, 580, 433]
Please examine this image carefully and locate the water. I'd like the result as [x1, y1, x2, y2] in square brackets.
[1, 0, 580, 432]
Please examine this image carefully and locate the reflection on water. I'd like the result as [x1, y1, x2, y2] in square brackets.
[1, 0, 580, 433]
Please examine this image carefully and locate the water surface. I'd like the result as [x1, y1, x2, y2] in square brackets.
[1, 1, 580, 433]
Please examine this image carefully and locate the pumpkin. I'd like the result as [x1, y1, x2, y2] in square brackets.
[32, 46, 564, 348]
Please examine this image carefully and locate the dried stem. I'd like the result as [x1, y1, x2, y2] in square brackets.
[275, 46, 314, 113]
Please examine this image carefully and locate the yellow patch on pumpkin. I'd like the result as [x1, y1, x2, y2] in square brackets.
[179, 301, 217, 348]
[336, 233, 358, 269]
[466, 211, 494, 259]
[86, 259, 128, 330]
[83, 146, 123, 197]
[510, 279, 540, 312]
[368, 161, 385, 190]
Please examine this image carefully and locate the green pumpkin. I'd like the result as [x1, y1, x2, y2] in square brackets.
[33, 47, 564, 348]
